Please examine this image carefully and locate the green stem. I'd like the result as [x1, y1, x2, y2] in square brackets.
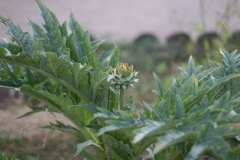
[119, 87, 124, 111]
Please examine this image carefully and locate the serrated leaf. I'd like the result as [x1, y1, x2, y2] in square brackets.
[36, 0, 61, 41]
[0, 42, 22, 54]
[36, 0, 70, 57]
[185, 73, 240, 108]
[0, 51, 91, 103]
[26, 68, 36, 86]
[106, 134, 134, 158]
[200, 95, 209, 108]
[17, 106, 46, 119]
[109, 44, 119, 68]
[196, 66, 221, 82]
[143, 101, 165, 121]
[75, 140, 100, 157]
[66, 33, 80, 62]
[175, 95, 185, 119]
[90, 71, 108, 106]
[178, 56, 202, 79]
[69, 12, 93, 64]
[99, 50, 113, 63]
[0, 80, 17, 88]
[0, 16, 35, 53]
[153, 72, 166, 96]
[97, 119, 135, 136]
[27, 19, 48, 45]
[92, 107, 119, 120]
[186, 137, 230, 160]
[178, 75, 198, 100]
[60, 21, 68, 38]
[44, 121, 83, 139]
[153, 130, 187, 154]
[211, 91, 230, 109]
[1, 61, 23, 87]
[133, 121, 164, 143]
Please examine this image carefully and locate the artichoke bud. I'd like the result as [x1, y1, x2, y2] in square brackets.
[108, 63, 138, 93]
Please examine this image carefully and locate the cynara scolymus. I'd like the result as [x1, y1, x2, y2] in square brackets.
[108, 63, 138, 111]
[108, 63, 138, 93]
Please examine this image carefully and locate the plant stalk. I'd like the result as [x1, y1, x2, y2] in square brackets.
[119, 87, 124, 111]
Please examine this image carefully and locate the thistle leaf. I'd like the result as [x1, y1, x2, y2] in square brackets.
[109, 44, 119, 68]
[153, 130, 187, 154]
[0, 16, 35, 53]
[75, 140, 100, 157]
[153, 72, 166, 96]
[175, 95, 185, 119]
[17, 106, 47, 119]
[27, 19, 48, 45]
[0, 42, 22, 54]
[143, 101, 166, 121]
[69, 12, 92, 61]
[36, 0, 61, 41]
[133, 121, 164, 143]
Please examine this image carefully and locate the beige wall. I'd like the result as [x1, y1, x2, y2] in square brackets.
[0, 0, 239, 43]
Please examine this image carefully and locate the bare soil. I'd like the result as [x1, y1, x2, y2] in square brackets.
[0, 106, 82, 159]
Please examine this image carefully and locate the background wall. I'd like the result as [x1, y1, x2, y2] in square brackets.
[0, 0, 239, 43]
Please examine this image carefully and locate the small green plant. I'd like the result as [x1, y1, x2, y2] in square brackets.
[1, 149, 26, 160]
[1, 1, 240, 159]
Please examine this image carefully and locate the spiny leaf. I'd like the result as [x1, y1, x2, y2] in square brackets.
[66, 33, 80, 62]
[178, 56, 202, 79]
[90, 71, 108, 105]
[92, 107, 119, 120]
[17, 106, 47, 119]
[109, 44, 119, 68]
[106, 134, 134, 158]
[69, 12, 92, 63]
[60, 21, 68, 38]
[196, 66, 221, 82]
[43, 121, 83, 139]
[36, 0, 70, 57]
[36, 0, 61, 41]
[178, 75, 198, 100]
[186, 137, 230, 160]
[153, 130, 188, 154]
[175, 95, 185, 119]
[153, 72, 166, 96]
[143, 101, 165, 121]
[132, 121, 164, 143]
[0, 42, 22, 54]
[211, 91, 230, 109]
[185, 73, 240, 108]
[75, 140, 100, 157]
[97, 121, 128, 136]
[97, 115, 139, 136]
[27, 19, 48, 45]
[0, 16, 35, 53]
[99, 50, 113, 63]
[0, 51, 91, 103]
[0, 80, 17, 88]
[1, 61, 23, 87]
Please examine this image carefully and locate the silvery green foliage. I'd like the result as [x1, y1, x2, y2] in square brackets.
[92, 51, 240, 160]
[1, 1, 240, 160]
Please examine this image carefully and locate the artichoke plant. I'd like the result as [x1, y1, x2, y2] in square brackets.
[108, 63, 138, 110]
[108, 63, 138, 91]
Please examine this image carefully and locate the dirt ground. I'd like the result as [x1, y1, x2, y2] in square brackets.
[0, 105, 82, 159]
